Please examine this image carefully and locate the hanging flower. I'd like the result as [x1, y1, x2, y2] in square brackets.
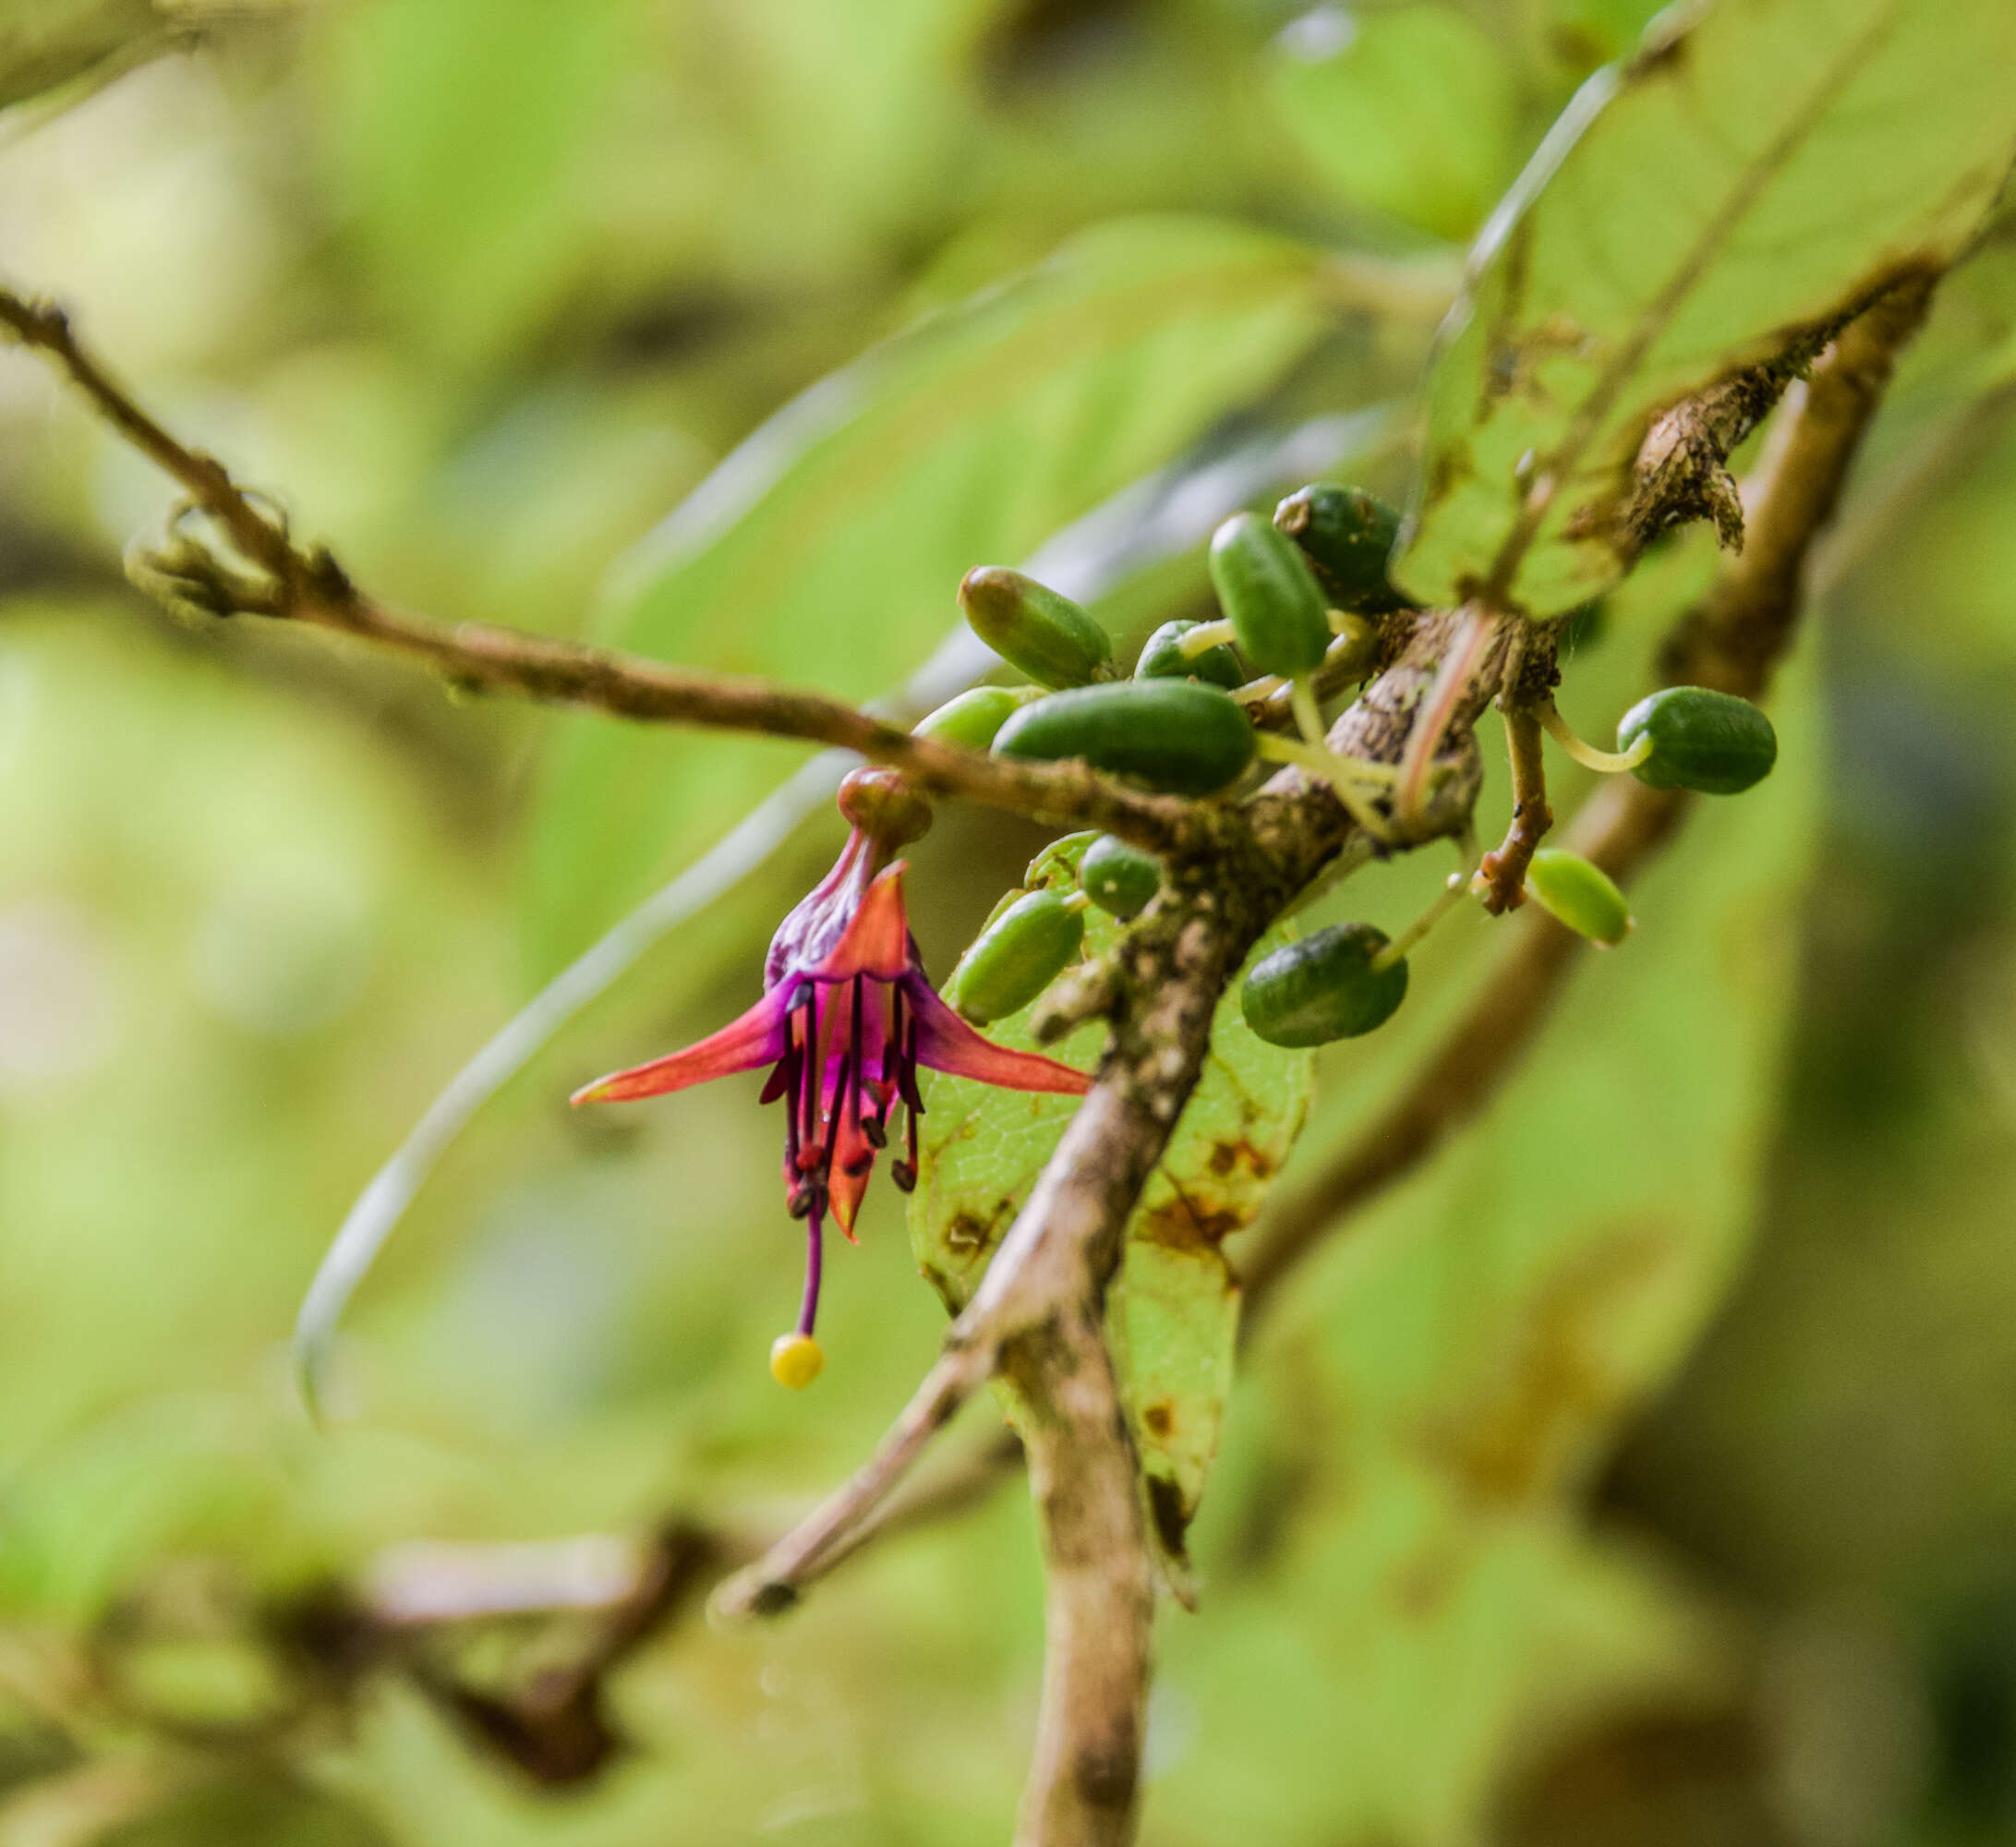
[573, 769, 1089, 1387]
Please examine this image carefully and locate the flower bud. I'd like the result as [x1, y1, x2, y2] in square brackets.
[838, 767, 932, 847]
[1209, 512, 1332, 678]
[959, 567, 1112, 690]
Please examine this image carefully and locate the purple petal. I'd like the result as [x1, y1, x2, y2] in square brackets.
[806, 863, 912, 984]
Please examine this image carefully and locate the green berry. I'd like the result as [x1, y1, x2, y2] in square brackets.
[1616, 686, 1777, 794]
[959, 567, 1112, 691]
[992, 680, 1257, 796]
[1080, 836, 1162, 919]
[1240, 923, 1407, 1048]
[951, 889, 1084, 1025]
[912, 686, 1029, 752]
[1272, 484, 1407, 614]
[1208, 511, 1331, 678]
[1526, 850, 1633, 946]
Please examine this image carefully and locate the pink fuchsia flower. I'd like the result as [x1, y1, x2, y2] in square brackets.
[573, 770, 1089, 1386]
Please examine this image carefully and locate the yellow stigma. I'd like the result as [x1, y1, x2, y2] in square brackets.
[769, 1333, 825, 1390]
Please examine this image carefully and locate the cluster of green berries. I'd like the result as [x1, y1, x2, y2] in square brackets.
[913, 483, 1782, 1052]
[919, 484, 1409, 794]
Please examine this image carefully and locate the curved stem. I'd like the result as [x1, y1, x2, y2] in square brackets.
[1255, 730, 1394, 839]
[1538, 701, 1653, 773]
[1177, 618, 1237, 658]
[1370, 833, 1477, 972]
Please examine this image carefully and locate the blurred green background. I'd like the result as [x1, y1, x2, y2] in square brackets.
[2, 2, 2015, 1841]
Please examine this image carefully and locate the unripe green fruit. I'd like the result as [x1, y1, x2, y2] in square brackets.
[992, 681, 1257, 796]
[959, 567, 1112, 691]
[1615, 686, 1777, 794]
[1080, 835, 1162, 919]
[1273, 483, 1407, 614]
[1240, 923, 1407, 1048]
[952, 889, 1084, 1025]
[1208, 512, 1331, 678]
[912, 685, 1028, 751]
[1526, 849, 1633, 946]
[1135, 619, 1243, 691]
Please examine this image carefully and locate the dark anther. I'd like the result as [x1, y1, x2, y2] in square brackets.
[890, 1162, 917, 1192]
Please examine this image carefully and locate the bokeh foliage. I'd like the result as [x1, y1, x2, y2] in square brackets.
[3, 3, 2016, 1844]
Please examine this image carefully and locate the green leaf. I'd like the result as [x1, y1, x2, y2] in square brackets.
[314, 0, 626, 368]
[912, 836, 1314, 1574]
[1270, 5, 1515, 242]
[523, 217, 1339, 976]
[1398, 0, 2016, 620]
[1156, 644, 1825, 1841]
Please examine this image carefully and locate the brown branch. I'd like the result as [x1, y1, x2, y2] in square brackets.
[0, 284, 1196, 855]
[1241, 272, 1937, 1321]
[1476, 704, 1552, 914]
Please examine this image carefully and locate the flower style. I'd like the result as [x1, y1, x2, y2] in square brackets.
[573, 771, 1088, 1385]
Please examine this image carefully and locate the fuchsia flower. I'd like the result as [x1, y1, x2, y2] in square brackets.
[573, 770, 1088, 1385]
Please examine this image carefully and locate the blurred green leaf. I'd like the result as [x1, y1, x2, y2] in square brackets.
[914, 835, 1313, 1569]
[1542, 0, 1667, 73]
[1270, 5, 1515, 241]
[100, 1774, 392, 1847]
[315, 0, 627, 368]
[523, 217, 1340, 977]
[1398, 0, 2016, 620]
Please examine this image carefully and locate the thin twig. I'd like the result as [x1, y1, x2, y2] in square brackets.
[0, 284, 1196, 856]
[1475, 703, 1551, 913]
[714, 1343, 996, 1616]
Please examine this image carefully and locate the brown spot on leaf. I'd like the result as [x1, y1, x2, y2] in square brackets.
[944, 1211, 993, 1252]
[1132, 1200, 1244, 1253]
[1206, 1136, 1276, 1181]
[1141, 1399, 1177, 1440]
